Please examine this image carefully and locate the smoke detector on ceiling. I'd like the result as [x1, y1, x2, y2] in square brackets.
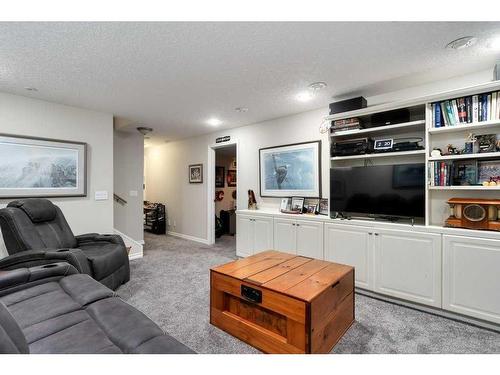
[137, 126, 153, 136]
[446, 36, 477, 50]
[308, 82, 328, 91]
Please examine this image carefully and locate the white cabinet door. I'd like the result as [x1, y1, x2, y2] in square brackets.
[295, 219, 323, 259]
[236, 215, 254, 257]
[324, 223, 373, 290]
[374, 229, 441, 307]
[253, 216, 274, 254]
[273, 218, 296, 253]
[443, 235, 500, 324]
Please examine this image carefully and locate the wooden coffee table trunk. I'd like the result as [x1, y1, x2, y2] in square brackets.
[210, 251, 354, 354]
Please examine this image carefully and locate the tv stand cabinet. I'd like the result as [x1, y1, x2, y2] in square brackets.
[236, 209, 500, 328]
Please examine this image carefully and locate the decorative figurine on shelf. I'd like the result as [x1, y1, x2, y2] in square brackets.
[248, 189, 257, 210]
[483, 176, 500, 187]
[464, 133, 477, 154]
[446, 144, 460, 155]
[431, 148, 442, 158]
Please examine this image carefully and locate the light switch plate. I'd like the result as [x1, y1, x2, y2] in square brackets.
[129, 190, 138, 197]
[94, 191, 108, 201]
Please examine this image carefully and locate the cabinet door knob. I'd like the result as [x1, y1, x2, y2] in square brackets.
[296, 224, 300, 226]
[374, 233, 379, 236]
[368, 232, 373, 235]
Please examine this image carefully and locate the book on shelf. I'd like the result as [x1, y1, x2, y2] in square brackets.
[431, 90, 500, 128]
[472, 95, 479, 123]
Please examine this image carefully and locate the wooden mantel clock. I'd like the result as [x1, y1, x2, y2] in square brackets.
[445, 198, 500, 231]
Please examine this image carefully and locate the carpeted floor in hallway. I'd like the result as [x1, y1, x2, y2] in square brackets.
[117, 232, 500, 354]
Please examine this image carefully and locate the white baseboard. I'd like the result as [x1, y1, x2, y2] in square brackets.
[113, 229, 144, 260]
[356, 288, 500, 333]
[167, 231, 210, 245]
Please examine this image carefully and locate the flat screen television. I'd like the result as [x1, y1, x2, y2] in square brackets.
[330, 163, 425, 219]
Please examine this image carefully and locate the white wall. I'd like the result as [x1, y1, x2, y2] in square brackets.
[113, 130, 144, 242]
[145, 69, 495, 243]
[0, 92, 114, 258]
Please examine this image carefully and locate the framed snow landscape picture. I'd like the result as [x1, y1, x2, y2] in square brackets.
[259, 140, 321, 198]
[0, 134, 87, 198]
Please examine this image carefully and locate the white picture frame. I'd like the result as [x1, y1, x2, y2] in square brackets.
[259, 141, 321, 198]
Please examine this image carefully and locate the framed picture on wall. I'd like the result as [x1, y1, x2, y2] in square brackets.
[189, 164, 203, 183]
[259, 141, 321, 198]
[215, 166, 225, 187]
[0, 133, 87, 198]
[227, 169, 237, 187]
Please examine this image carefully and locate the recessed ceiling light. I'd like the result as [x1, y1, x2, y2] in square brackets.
[207, 118, 222, 126]
[24, 87, 38, 92]
[235, 107, 248, 113]
[296, 91, 314, 102]
[446, 36, 477, 50]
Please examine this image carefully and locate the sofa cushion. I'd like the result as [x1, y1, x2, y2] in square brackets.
[8, 199, 56, 223]
[0, 301, 29, 354]
[79, 242, 128, 280]
[27, 310, 122, 354]
[1, 201, 78, 253]
[0, 274, 194, 354]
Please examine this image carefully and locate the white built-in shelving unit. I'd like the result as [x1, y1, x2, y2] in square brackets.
[327, 80, 500, 227]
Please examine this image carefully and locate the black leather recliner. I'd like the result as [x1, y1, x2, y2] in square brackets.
[0, 198, 130, 290]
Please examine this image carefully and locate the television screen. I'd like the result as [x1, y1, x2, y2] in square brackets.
[330, 163, 425, 219]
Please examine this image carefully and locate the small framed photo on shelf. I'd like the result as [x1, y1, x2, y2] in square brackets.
[280, 197, 290, 212]
[290, 197, 304, 213]
[478, 160, 500, 184]
[452, 160, 478, 186]
[318, 198, 329, 215]
[304, 203, 317, 215]
[304, 198, 319, 215]
[189, 164, 203, 183]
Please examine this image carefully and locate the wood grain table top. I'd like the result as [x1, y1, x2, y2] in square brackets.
[211, 250, 353, 302]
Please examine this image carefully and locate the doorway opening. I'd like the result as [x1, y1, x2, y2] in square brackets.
[207, 140, 238, 246]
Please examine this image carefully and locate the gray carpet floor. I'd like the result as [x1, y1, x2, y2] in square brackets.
[117, 232, 500, 354]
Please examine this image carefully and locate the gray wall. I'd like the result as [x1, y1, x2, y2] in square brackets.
[0, 91, 114, 258]
[113, 130, 144, 242]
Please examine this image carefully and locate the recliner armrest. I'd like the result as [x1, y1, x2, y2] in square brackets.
[0, 262, 77, 292]
[76, 233, 126, 247]
[0, 248, 92, 275]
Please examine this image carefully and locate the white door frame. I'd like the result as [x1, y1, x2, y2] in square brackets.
[207, 139, 239, 245]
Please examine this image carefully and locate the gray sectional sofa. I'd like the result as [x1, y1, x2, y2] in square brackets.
[0, 263, 194, 354]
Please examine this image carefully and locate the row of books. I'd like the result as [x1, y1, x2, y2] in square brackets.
[429, 161, 454, 186]
[429, 160, 479, 187]
[431, 91, 500, 128]
[331, 118, 361, 132]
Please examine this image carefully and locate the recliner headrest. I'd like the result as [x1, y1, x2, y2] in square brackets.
[7, 199, 57, 223]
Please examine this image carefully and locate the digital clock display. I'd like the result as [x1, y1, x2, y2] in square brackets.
[374, 139, 393, 150]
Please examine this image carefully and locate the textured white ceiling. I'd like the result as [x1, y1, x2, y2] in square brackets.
[1, 22, 500, 141]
